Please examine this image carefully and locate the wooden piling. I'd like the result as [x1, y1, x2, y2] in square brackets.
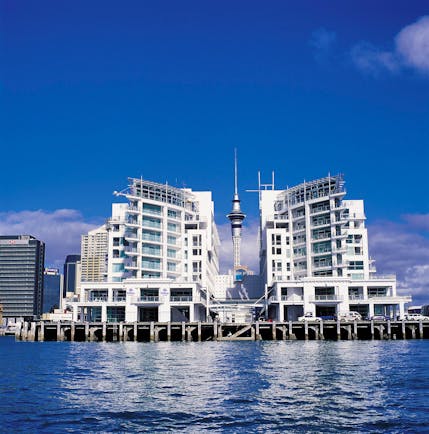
[150, 321, 155, 342]
[70, 321, 75, 342]
[181, 322, 186, 342]
[38, 321, 45, 342]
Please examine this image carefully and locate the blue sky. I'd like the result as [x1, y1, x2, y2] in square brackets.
[1, 1, 429, 302]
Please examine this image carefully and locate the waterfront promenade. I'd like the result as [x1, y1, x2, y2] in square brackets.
[15, 319, 429, 342]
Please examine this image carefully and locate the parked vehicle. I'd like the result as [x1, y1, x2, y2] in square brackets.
[405, 313, 429, 321]
[340, 311, 362, 321]
[298, 312, 322, 322]
[320, 315, 336, 321]
[371, 315, 390, 321]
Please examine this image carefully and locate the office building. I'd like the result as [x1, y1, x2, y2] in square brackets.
[43, 268, 61, 313]
[0, 235, 45, 321]
[81, 227, 108, 283]
[63, 254, 81, 297]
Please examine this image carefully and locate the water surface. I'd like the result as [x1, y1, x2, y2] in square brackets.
[1, 337, 428, 433]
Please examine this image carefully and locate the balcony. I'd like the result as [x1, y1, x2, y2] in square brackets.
[124, 231, 139, 242]
[312, 232, 331, 241]
[124, 263, 139, 270]
[142, 233, 162, 243]
[127, 205, 140, 214]
[348, 294, 364, 301]
[138, 296, 160, 302]
[112, 296, 126, 302]
[312, 248, 332, 256]
[293, 226, 306, 233]
[310, 207, 331, 216]
[313, 262, 332, 271]
[87, 296, 108, 302]
[312, 220, 331, 228]
[126, 219, 140, 228]
[170, 296, 193, 302]
[270, 295, 304, 303]
[141, 220, 161, 229]
[124, 246, 139, 255]
[312, 294, 343, 302]
[368, 274, 396, 280]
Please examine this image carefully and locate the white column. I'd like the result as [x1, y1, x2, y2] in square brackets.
[368, 303, 374, 318]
[279, 304, 284, 322]
[189, 304, 195, 322]
[72, 305, 79, 322]
[101, 305, 107, 322]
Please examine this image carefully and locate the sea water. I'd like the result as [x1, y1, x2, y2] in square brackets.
[1, 337, 428, 433]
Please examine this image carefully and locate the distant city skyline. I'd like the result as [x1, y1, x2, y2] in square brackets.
[1, 1, 428, 303]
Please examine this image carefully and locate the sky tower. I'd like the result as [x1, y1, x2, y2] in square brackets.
[227, 149, 246, 269]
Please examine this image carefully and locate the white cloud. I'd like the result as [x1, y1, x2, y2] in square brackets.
[350, 42, 399, 75]
[218, 219, 259, 273]
[351, 15, 429, 76]
[396, 16, 429, 73]
[0, 209, 100, 269]
[368, 215, 429, 305]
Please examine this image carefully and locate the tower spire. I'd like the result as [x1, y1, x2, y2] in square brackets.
[234, 148, 238, 196]
[227, 149, 246, 270]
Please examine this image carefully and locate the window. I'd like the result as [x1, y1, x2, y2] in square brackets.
[142, 203, 161, 215]
[112, 263, 125, 273]
[168, 209, 181, 218]
[167, 222, 178, 232]
[348, 261, 364, 270]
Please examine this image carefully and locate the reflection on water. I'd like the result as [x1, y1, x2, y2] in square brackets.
[1, 338, 428, 433]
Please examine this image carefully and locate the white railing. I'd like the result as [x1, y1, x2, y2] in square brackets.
[369, 274, 396, 280]
[348, 295, 364, 300]
[313, 294, 343, 301]
[170, 296, 193, 302]
[138, 296, 160, 302]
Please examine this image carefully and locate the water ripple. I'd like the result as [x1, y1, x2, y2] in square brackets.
[1, 338, 429, 433]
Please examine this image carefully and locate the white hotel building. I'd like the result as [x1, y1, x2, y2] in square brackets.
[260, 174, 411, 321]
[68, 178, 220, 323]
[67, 173, 411, 323]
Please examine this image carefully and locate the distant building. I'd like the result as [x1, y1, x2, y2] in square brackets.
[0, 235, 45, 321]
[43, 268, 62, 314]
[63, 254, 81, 297]
[81, 226, 108, 283]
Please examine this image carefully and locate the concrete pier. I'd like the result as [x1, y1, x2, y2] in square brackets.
[13, 319, 429, 342]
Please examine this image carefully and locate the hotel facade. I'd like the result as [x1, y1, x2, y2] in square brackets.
[67, 173, 411, 323]
[68, 178, 220, 323]
[260, 174, 410, 321]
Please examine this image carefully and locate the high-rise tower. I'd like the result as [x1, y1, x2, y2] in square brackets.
[227, 150, 246, 269]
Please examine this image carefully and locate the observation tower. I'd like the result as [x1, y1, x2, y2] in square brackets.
[227, 150, 246, 269]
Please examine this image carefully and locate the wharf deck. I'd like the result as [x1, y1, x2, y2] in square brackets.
[14, 319, 429, 342]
